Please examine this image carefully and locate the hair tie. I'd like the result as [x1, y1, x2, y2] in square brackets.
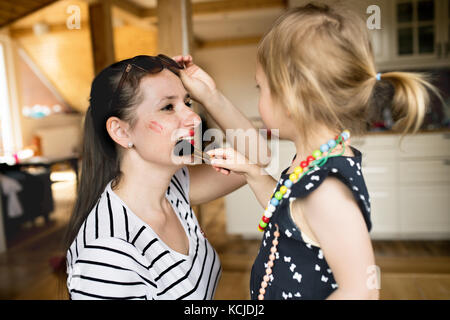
[376, 73, 382, 81]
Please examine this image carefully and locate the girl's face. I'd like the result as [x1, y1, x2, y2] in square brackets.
[129, 69, 201, 167]
[255, 63, 291, 139]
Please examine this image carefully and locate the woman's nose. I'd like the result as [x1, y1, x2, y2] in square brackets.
[182, 108, 201, 128]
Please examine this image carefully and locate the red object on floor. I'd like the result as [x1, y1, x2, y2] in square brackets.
[49, 255, 66, 273]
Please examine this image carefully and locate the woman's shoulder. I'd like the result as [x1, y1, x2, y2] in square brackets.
[66, 234, 148, 274]
[80, 236, 143, 257]
[66, 236, 157, 299]
[172, 166, 190, 190]
[67, 184, 142, 258]
[167, 166, 191, 205]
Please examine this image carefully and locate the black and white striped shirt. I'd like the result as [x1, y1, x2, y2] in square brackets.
[66, 167, 221, 300]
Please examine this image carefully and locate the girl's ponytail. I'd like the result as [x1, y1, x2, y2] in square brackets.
[380, 72, 439, 134]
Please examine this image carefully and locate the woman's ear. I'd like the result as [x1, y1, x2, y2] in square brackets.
[106, 116, 131, 149]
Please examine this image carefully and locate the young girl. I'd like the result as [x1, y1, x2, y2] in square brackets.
[179, 3, 437, 299]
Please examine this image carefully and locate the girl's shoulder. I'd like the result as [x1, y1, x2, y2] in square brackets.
[280, 146, 371, 231]
[282, 147, 363, 195]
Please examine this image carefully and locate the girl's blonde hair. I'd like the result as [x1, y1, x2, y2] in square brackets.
[257, 2, 439, 138]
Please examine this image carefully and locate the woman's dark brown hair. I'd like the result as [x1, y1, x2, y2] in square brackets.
[59, 55, 181, 297]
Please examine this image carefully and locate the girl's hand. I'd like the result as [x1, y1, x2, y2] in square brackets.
[172, 55, 217, 104]
[206, 148, 260, 177]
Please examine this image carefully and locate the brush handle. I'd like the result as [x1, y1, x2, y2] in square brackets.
[201, 149, 231, 174]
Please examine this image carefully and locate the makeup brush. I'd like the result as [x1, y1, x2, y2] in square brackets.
[174, 139, 211, 163]
[173, 139, 230, 173]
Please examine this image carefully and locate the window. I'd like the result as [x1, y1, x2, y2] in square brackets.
[395, 0, 437, 56]
[0, 42, 13, 157]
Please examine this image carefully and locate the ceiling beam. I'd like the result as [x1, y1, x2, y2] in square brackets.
[196, 35, 262, 49]
[9, 21, 89, 38]
[0, 0, 57, 28]
[157, 0, 194, 57]
[192, 0, 287, 15]
[113, 0, 287, 19]
[89, 0, 115, 75]
[107, 0, 144, 18]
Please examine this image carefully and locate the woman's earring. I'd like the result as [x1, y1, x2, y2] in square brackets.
[128, 142, 134, 148]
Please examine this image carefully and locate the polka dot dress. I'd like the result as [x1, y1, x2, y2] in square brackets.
[250, 147, 372, 300]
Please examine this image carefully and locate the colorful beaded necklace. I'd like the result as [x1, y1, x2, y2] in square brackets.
[257, 130, 350, 300]
[258, 130, 350, 232]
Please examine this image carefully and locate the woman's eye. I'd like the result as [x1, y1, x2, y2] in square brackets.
[161, 104, 174, 111]
[161, 100, 192, 111]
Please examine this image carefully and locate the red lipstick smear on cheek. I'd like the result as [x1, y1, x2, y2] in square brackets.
[148, 121, 164, 134]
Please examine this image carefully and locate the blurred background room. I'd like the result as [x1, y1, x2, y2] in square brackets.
[0, 0, 448, 300]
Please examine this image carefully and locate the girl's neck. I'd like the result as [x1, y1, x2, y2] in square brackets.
[293, 126, 338, 159]
[289, 126, 353, 170]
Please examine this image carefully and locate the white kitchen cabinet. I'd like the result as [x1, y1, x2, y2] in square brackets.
[226, 132, 450, 240]
[399, 184, 450, 236]
[353, 132, 450, 239]
[378, 0, 450, 70]
[398, 155, 450, 238]
[399, 159, 450, 183]
[353, 134, 400, 239]
[368, 186, 400, 237]
[398, 132, 450, 158]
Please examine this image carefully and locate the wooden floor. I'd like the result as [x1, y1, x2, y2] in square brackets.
[0, 176, 449, 300]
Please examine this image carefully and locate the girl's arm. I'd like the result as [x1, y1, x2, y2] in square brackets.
[245, 163, 277, 210]
[297, 176, 379, 300]
[206, 148, 277, 209]
[172, 55, 271, 205]
[174, 55, 271, 167]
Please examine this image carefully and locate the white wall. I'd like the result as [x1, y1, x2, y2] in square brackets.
[195, 44, 260, 127]
[20, 113, 83, 151]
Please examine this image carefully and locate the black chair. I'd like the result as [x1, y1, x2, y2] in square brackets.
[0, 164, 54, 245]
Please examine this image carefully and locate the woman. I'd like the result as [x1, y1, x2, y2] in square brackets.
[64, 54, 268, 300]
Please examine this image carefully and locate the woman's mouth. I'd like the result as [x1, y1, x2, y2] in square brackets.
[174, 138, 195, 157]
[176, 129, 195, 145]
[180, 136, 194, 145]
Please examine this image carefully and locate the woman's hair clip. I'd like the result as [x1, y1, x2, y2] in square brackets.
[376, 73, 382, 81]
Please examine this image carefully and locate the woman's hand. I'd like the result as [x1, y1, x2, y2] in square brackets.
[172, 55, 217, 104]
[206, 148, 261, 177]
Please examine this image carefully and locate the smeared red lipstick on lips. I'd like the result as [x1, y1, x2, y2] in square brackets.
[189, 129, 195, 145]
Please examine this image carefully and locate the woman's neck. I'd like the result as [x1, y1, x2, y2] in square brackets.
[113, 151, 180, 218]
